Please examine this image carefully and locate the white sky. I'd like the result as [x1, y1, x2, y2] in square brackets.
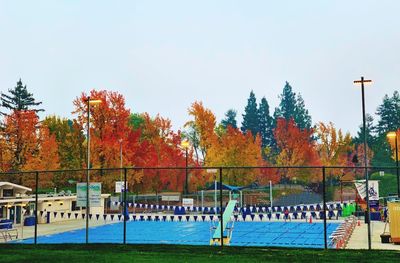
[1, 1, 399, 135]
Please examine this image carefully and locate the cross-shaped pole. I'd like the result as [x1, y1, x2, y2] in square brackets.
[353, 76, 372, 250]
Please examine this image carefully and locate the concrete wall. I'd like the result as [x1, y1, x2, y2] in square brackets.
[37, 197, 108, 224]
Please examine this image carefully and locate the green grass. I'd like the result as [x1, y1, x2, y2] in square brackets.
[370, 172, 398, 197]
[0, 244, 398, 263]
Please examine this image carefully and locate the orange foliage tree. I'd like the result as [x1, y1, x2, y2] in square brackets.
[316, 122, 354, 181]
[42, 116, 86, 170]
[207, 126, 278, 186]
[22, 126, 60, 188]
[185, 101, 217, 164]
[73, 90, 131, 169]
[3, 110, 38, 171]
[274, 118, 321, 183]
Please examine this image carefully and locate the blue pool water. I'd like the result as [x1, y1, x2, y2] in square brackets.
[20, 221, 339, 248]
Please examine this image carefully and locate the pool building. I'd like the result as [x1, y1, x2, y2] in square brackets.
[0, 182, 109, 226]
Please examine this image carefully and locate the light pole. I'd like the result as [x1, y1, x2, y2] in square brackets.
[85, 96, 102, 244]
[353, 76, 372, 250]
[119, 138, 123, 213]
[181, 140, 190, 195]
[387, 131, 399, 197]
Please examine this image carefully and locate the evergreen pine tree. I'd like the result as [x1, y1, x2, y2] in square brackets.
[371, 135, 394, 168]
[241, 91, 259, 137]
[353, 114, 375, 146]
[1, 79, 43, 115]
[370, 91, 400, 168]
[221, 109, 237, 129]
[274, 81, 312, 130]
[294, 94, 312, 130]
[274, 81, 297, 121]
[258, 97, 274, 148]
[375, 91, 400, 135]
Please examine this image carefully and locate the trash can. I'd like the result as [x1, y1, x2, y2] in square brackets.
[380, 233, 391, 243]
[24, 216, 36, 226]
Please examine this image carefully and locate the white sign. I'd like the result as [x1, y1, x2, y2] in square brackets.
[161, 195, 180, 201]
[182, 198, 194, 207]
[379, 171, 385, 176]
[76, 183, 86, 207]
[89, 183, 102, 207]
[115, 181, 128, 193]
[355, 180, 379, 201]
[206, 169, 218, 174]
[76, 182, 102, 207]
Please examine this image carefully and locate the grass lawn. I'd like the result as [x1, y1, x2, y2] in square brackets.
[370, 172, 398, 197]
[0, 244, 398, 263]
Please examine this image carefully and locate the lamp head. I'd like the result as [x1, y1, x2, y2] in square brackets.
[181, 140, 190, 149]
[89, 99, 102, 105]
[387, 131, 397, 139]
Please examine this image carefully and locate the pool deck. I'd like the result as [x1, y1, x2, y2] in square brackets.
[3, 219, 116, 242]
[346, 220, 400, 250]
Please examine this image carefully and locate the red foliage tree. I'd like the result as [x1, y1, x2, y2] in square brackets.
[274, 118, 321, 183]
[73, 90, 131, 169]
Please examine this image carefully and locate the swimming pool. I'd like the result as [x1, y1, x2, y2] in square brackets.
[20, 221, 340, 248]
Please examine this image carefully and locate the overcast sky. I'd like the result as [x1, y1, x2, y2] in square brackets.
[1, 1, 399, 135]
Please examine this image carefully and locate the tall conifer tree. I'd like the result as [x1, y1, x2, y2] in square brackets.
[258, 97, 274, 148]
[1, 79, 43, 115]
[241, 91, 259, 137]
[221, 109, 237, 129]
[274, 81, 312, 130]
[375, 91, 400, 135]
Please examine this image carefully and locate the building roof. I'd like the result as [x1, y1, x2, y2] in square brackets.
[0, 182, 32, 192]
[0, 193, 110, 204]
[205, 183, 245, 192]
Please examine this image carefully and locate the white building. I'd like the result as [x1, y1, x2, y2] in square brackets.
[0, 182, 110, 225]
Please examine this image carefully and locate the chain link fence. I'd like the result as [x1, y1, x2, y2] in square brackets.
[0, 165, 398, 249]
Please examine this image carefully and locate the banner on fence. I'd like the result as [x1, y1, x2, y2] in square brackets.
[161, 195, 180, 201]
[182, 198, 194, 207]
[115, 181, 128, 193]
[355, 180, 379, 201]
[77, 182, 102, 207]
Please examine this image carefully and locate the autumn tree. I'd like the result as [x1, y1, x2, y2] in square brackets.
[274, 118, 320, 183]
[127, 113, 190, 193]
[207, 126, 278, 186]
[42, 116, 85, 169]
[0, 128, 12, 172]
[73, 90, 131, 169]
[316, 122, 354, 182]
[3, 110, 38, 171]
[23, 126, 60, 172]
[182, 123, 201, 163]
[185, 101, 217, 164]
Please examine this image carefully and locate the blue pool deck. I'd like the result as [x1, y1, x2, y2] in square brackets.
[19, 221, 340, 248]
